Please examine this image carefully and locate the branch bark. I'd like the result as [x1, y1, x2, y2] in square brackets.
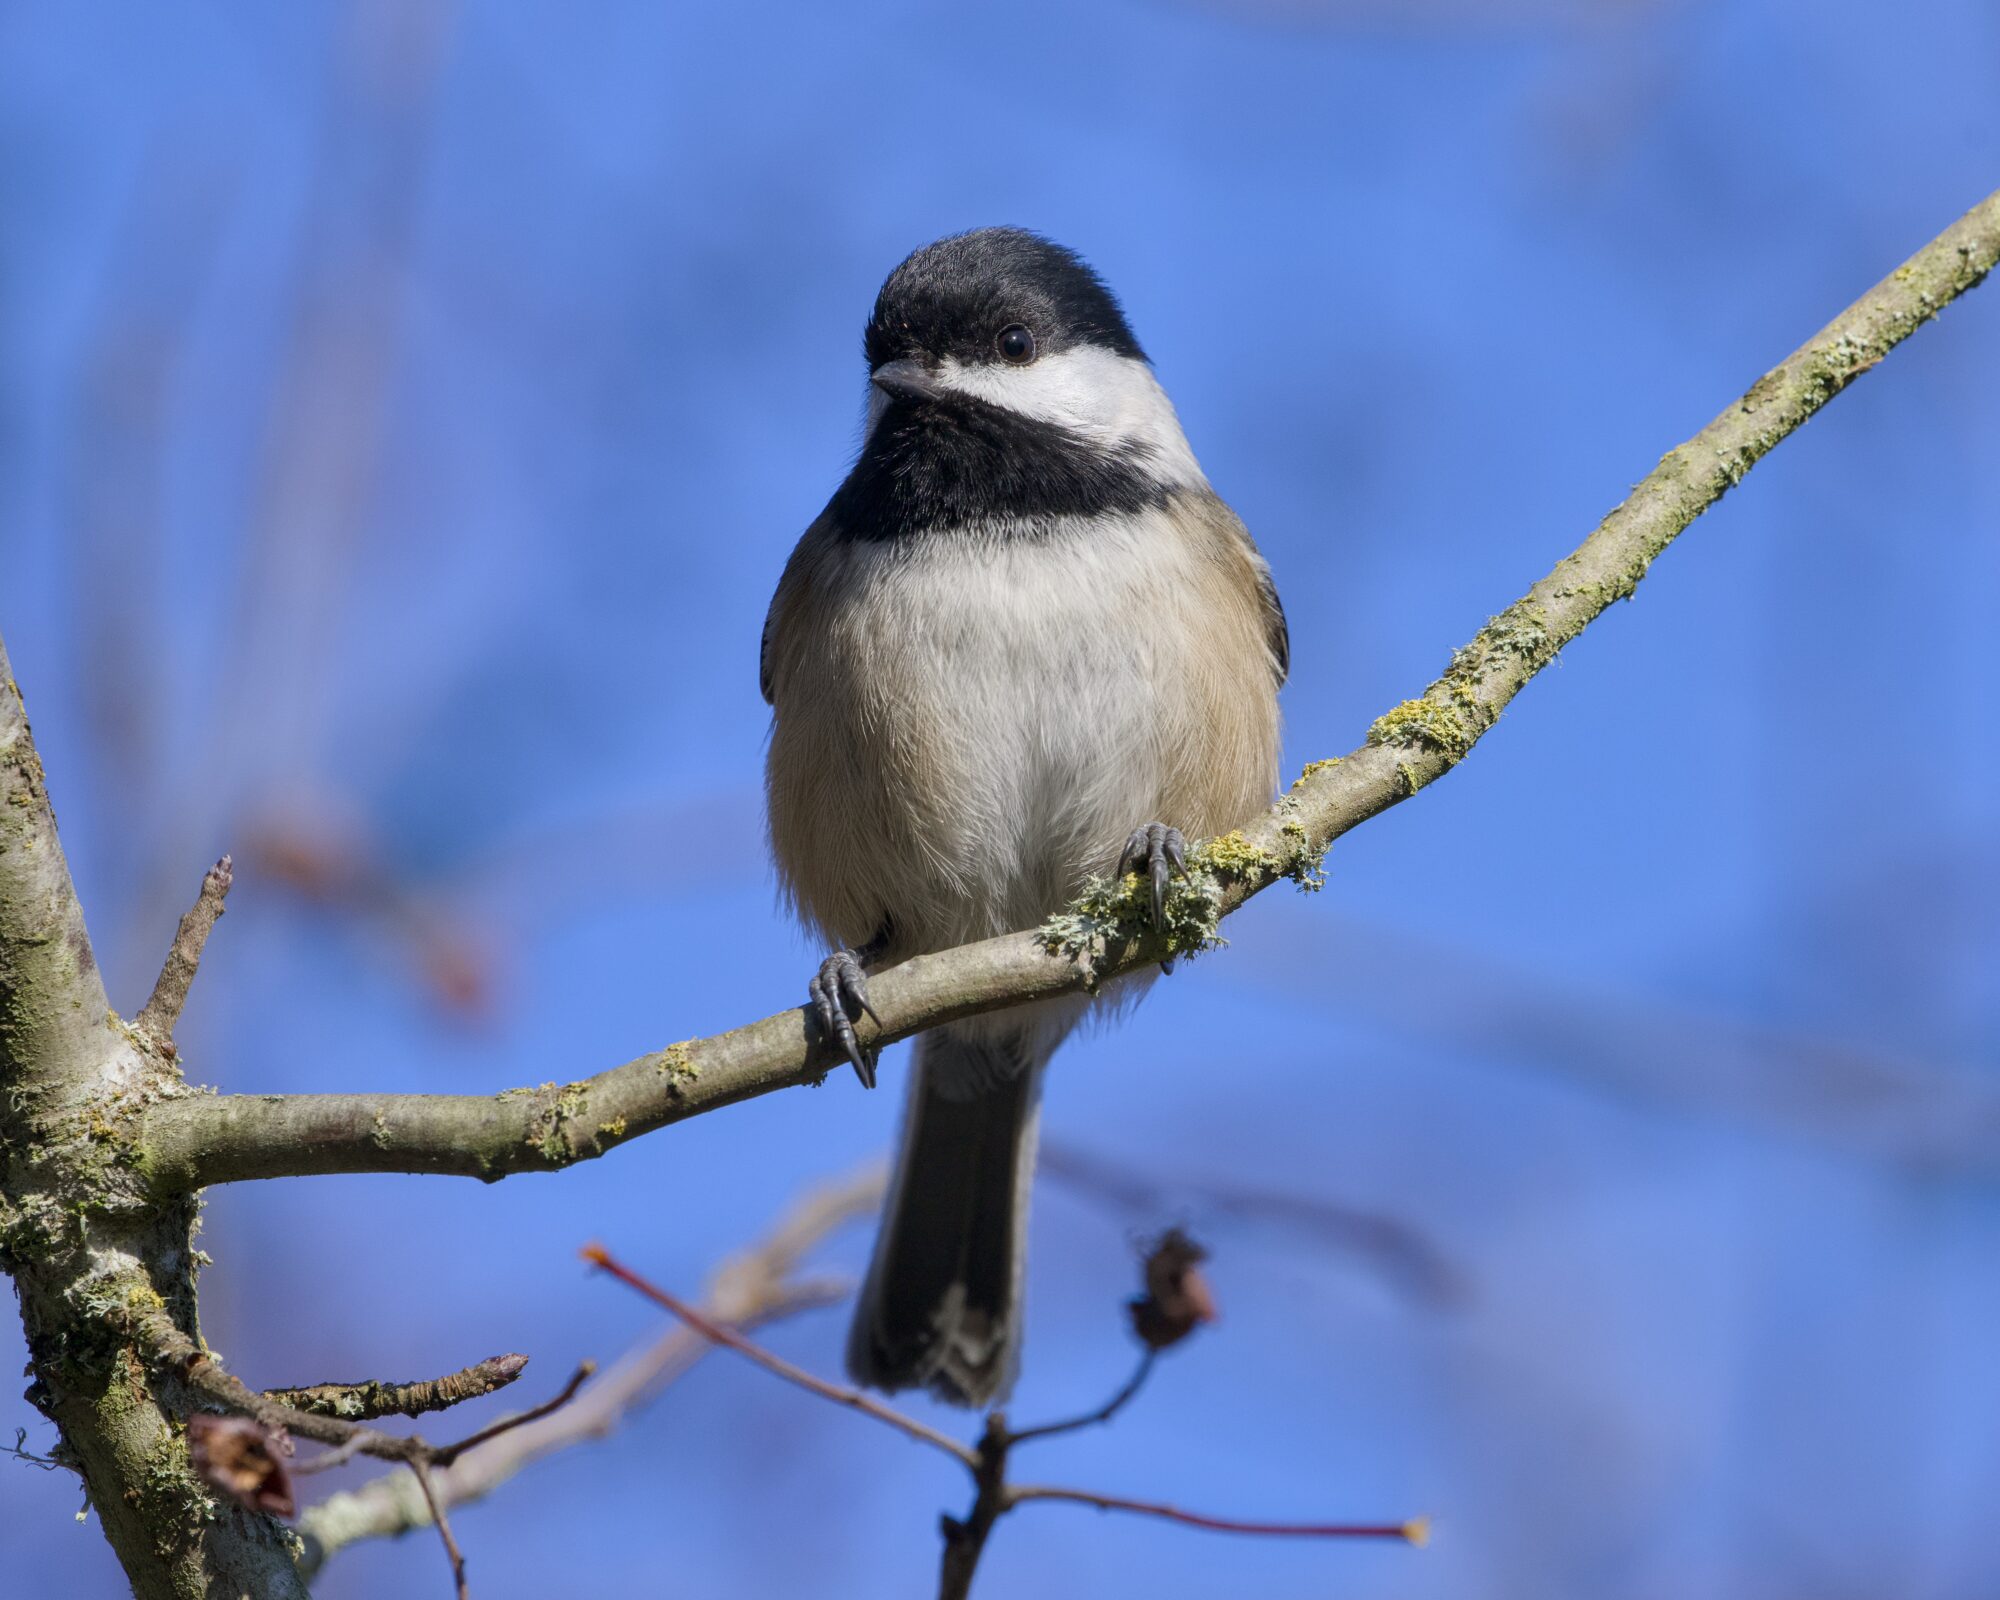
[1, 648, 309, 1596]
[134, 855, 232, 1048]
[264, 1352, 529, 1422]
[129, 185, 2000, 1195]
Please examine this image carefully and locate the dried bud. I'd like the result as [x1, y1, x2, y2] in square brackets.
[186, 1413, 295, 1519]
[1127, 1227, 1216, 1350]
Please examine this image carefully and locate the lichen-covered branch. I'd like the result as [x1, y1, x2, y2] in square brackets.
[130, 1299, 596, 1592]
[264, 1352, 528, 1422]
[132, 186, 2000, 1196]
[135, 1305, 432, 1462]
[2, 641, 311, 1595]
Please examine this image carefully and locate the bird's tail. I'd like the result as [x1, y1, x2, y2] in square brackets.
[846, 1024, 1046, 1408]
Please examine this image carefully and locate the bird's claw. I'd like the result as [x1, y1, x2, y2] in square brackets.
[1118, 822, 1190, 966]
[809, 949, 881, 1087]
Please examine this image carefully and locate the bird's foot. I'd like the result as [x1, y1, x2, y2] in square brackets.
[809, 948, 881, 1087]
[1118, 822, 1190, 972]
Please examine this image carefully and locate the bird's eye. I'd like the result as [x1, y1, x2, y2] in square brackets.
[996, 324, 1036, 365]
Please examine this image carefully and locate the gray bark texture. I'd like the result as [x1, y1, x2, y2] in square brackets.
[1, 646, 310, 1597]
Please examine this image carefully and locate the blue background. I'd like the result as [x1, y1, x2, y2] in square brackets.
[4, 2, 1998, 1596]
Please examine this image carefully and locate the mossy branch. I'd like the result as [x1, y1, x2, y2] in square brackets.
[128, 186, 1999, 1193]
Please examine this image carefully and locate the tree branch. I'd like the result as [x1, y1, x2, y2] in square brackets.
[408, 1460, 469, 1600]
[4, 650, 308, 1594]
[134, 855, 232, 1047]
[295, 1167, 880, 1578]
[132, 1300, 599, 1594]
[1001, 1348, 1156, 1447]
[264, 1352, 529, 1422]
[128, 187, 2000, 1195]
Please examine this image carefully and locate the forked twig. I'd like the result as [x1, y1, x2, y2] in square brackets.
[584, 1242, 1424, 1600]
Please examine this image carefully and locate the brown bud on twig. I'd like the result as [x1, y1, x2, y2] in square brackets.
[186, 1412, 296, 1518]
[1127, 1227, 1216, 1350]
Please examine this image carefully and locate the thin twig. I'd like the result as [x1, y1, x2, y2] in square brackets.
[1003, 1349, 1157, 1447]
[266, 1352, 529, 1421]
[137, 1303, 593, 1481]
[6, 1427, 63, 1471]
[132, 1299, 596, 1600]
[290, 1435, 368, 1477]
[134, 854, 231, 1045]
[581, 1243, 978, 1468]
[133, 1306, 424, 1464]
[432, 1362, 596, 1465]
[579, 1238, 1421, 1600]
[1007, 1485, 1428, 1543]
[296, 1168, 882, 1580]
[409, 1459, 469, 1600]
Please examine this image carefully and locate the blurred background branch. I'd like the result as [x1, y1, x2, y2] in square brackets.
[295, 1166, 881, 1580]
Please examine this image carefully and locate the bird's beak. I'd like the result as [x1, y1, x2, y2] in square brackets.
[870, 358, 943, 403]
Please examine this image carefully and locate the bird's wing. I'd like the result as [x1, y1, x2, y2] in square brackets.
[761, 515, 832, 705]
[1254, 556, 1289, 688]
[1200, 493, 1289, 689]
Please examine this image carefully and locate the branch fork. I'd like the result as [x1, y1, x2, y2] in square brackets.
[129, 1304, 592, 1599]
[584, 1242, 1422, 1600]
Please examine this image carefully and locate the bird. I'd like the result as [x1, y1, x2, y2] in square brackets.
[761, 227, 1287, 1407]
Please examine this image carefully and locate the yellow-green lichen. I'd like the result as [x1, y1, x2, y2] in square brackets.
[1191, 830, 1274, 878]
[1368, 697, 1474, 759]
[1279, 818, 1328, 892]
[1039, 857, 1228, 985]
[524, 1081, 592, 1164]
[1450, 601, 1556, 680]
[656, 1041, 699, 1085]
[1293, 757, 1342, 784]
[596, 1117, 627, 1139]
[132, 1426, 218, 1560]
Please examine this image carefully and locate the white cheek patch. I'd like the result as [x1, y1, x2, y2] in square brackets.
[935, 347, 1207, 488]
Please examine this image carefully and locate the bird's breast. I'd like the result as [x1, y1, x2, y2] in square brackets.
[766, 501, 1278, 957]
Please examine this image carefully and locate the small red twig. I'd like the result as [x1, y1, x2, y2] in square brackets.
[580, 1243, 976, 1467]
[582, 1237, 1428, 1600]
[409, 1459, 469, 1600]
[1007, 1485, 1428, 1544]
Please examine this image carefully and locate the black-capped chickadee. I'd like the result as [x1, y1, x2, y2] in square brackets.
[762, 228, 1287, 1406]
